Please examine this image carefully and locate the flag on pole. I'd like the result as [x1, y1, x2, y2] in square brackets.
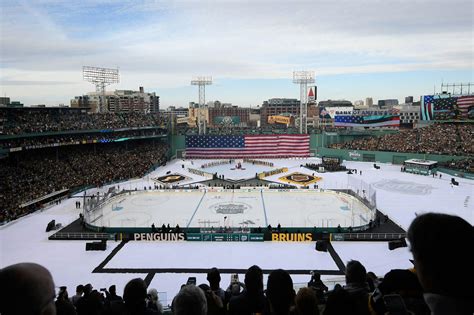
[334, 115, 400, 127]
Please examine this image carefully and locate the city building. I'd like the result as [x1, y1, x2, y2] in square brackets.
[261, 98, 300, 126]
[394, 104, 421, 126]
[208, 106, 250, 127]
[249, 106, 261, 127]
[71, 87, 160, 113]
[8, 101, 24, 108]
[0, 97, 10, 107]
[0, 97, 24, 108]
[365, 97, 374, 107]
[354, 100, 367, 109]
[377, 99, 399, 109]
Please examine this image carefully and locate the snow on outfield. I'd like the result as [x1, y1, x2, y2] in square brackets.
[1, 158, 472, 305]
[105, 242, 337, 271]
[332, 241, 414, 277]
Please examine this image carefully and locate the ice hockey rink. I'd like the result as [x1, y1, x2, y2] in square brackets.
[1, 157, 473, 306]
[95, 189, 372, 229]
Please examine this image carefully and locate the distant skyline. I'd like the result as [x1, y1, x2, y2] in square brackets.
[1, 0, 473, 108]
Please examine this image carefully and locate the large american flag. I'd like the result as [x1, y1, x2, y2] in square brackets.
[421, 95, 434, 120]
[457, 95, 474, 118]
[185, 134, 310, 158]
[334, 115, 400, 127]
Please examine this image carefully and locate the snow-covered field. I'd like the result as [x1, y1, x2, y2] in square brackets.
[1, 157, 472, 305]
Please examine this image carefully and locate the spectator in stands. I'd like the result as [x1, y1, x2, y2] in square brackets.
[0, 141, 169, 223]
[330, 123, 474, 156]
[265, 269, 295, 315]
[343, 260, 370, 315]
[106, 278, 159, 315]
[76, 283, 92, 315]
[198, 283, 224, 315]
[0, 262, 56, 315]
[323, 286, 354, 315]
[370, 268, 428, 315]
[325, 260, 370, 315]
[407, 213, 474, 314]
[173, 285, 207, 315]
[228, 265, 265, 315]
[225, 274, 246, 300]
[366, 271, 379, 292]
[146, 288, 163, 314]
[70, 285, 84, 307]
[207, 267, 226, 305]
[307, 271, 328, 303]
[295, 287, 320, 315]
[104, 284, 123, 309]
[76, 284, 104, 315]
[56, 286, 77, 315]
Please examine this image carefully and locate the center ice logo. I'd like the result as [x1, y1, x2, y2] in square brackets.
[212, 202, 250, 214]
[279, 172, 322, 186]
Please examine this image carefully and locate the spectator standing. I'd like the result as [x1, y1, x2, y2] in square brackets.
[70, 284, 84, 308]
[146, 288, 163, 314]
[56, 286, 77, 315]
[228, 265, 266, 315]
[307, 271, 328, 303]
[265, 269, 295, 315]
[295, 287, 319, 315]
[0, 262, 56, 315]
[407, 213, 473, 315]
[207, 267, 226, 306]
[173, 285, 207, 315]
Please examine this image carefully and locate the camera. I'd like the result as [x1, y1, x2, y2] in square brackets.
[100, 288, 107, 292]
[186, 277, 197, 285]
[231, 273, 239, 284]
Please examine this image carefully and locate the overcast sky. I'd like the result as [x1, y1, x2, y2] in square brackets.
[1, 0, 472, 108]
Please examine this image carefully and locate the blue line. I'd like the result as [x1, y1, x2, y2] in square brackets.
[187, 191, 207, 228]
[261, 190, 268, 226]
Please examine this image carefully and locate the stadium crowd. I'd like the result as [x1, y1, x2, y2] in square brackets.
[0, 141, 168, 223]
[439, 158, 474, 173]
[331, 123, 474, 156]
[1, 213, 472, 315]
[0, 110, 167, 135]
[0, 129, 166, 149]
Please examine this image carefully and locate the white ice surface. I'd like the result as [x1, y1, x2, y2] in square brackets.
[97, 189, 371, 229]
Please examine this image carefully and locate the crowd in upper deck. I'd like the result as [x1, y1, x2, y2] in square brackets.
[0, 141, 168, 223]
[331, 124, 474, 156]
[0, 110, 166, 135]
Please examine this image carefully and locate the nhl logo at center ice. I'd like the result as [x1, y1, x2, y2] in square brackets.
[212, 202, 251, 214]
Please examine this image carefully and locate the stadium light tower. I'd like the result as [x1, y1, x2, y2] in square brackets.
[191, 76, 212, 135]
[83, 66, 120, 113]
[293, 71, 315, 134]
